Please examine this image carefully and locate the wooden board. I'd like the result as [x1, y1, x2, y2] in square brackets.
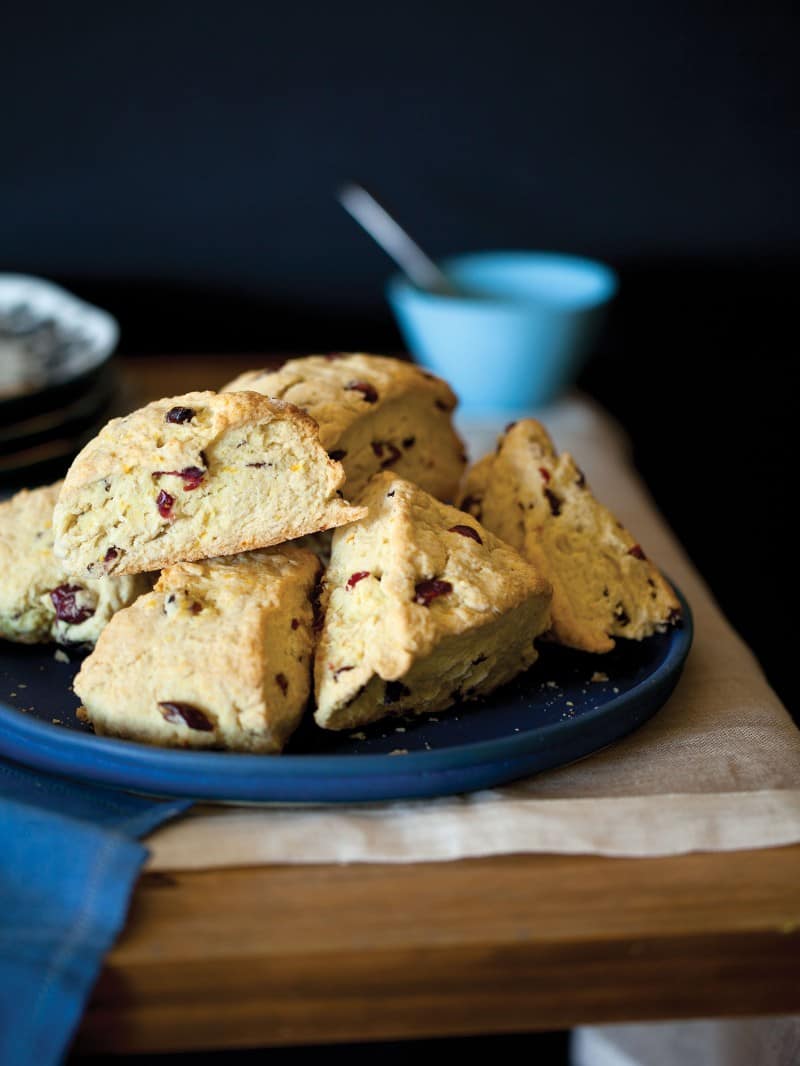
[76, 846, 800, 1053]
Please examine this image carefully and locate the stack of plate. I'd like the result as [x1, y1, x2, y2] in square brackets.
[0, 276, 120, 487]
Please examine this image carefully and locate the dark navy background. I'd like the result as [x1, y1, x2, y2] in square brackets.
[2, 4, 796, 304]
[2, 2, 798, 714]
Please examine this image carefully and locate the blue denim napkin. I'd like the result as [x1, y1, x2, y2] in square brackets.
[0, 759, 190, 1065]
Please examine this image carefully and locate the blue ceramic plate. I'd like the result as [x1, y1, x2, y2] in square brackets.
[0, 585, 692, 803]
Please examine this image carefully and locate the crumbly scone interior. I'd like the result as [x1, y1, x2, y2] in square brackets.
[314, 473, 552, 730]
[461, 420, 680, 652]
[327, 393, 466, 503]
[0, 481, 151, 646]
[74, 548, 320, 752]
[53, 391, 364, 576]
[223, 354, 466, 502]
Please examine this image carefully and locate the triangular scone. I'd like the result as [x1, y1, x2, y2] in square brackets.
[314, 473, 552, 731]
[459, 419, 681, 653]
[223, 353, 466, 502]
[74, 546, 321, 752]
[53, 390, 366, 577]
[0, 482, 150, 646]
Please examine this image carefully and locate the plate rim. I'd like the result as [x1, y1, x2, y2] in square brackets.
[0, 584, 693, 789]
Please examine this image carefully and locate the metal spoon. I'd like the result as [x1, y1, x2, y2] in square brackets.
[337, 182, 459, 296]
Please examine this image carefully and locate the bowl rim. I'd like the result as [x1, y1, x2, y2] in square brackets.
[387, 249, 619, 309]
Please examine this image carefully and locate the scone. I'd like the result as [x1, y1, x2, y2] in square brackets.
[460, 419, 681, 653]
[0, 482, 150, 646]
[53, 390, 366, 577]
[222, 353, 467, 502]
[74, 546, 321, 752]
[314, 473, 552, 731]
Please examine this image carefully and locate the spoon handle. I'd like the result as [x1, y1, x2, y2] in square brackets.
[338, 183, 456, 295]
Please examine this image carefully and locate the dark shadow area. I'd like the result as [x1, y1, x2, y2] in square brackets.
[61, 278, 395, 357]
[580, 258, 798, 721]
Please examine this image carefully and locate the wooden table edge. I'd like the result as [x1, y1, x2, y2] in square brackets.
[76, 844, 800, 1055]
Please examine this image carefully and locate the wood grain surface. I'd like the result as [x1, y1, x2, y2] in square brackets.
[73, 357, 800, 1054]
[77, 847, 800, 1054]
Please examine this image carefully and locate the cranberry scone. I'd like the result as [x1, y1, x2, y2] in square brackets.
[222, 353, 467, 502]
[53, 390, 366, 577]
[459, 419, 681, 653]
[0, 482, 150, 646]
[314, 473, 552, 731]
[74, 546, 321, 752]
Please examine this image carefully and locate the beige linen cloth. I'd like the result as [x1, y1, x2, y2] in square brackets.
[147, 395, 800, 870]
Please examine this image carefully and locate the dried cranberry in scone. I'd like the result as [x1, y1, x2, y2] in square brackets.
[448, 524, 482, 544]
[371, 441, 402, 468]
[156, 490, 175, 519]
[165, 406, 195, 424]
[346, 571, 370, 590]
[50, 584, 96, 625]
[152, 466, 206, 491]
[158, 701, 214, 731]
[346, 381, 379, 403]
[413, 579, 453, 606]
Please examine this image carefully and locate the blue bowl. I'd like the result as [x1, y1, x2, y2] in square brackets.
[387, 251, 618, 412]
